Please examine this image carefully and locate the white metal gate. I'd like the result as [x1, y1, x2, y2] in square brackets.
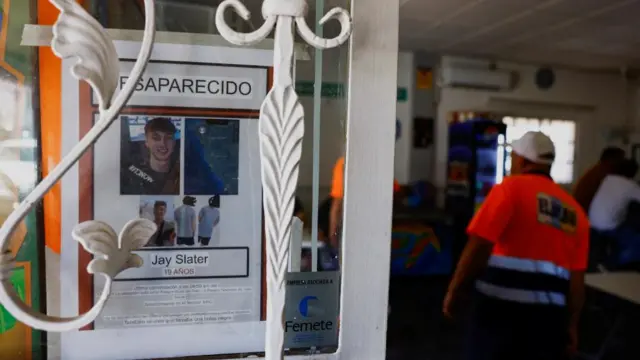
[0, 0, 399, 358]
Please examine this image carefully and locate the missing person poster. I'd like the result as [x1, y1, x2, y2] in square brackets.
[60, 41, 274, 359]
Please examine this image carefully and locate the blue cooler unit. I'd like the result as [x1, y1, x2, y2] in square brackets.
[446, 118, 507, 218]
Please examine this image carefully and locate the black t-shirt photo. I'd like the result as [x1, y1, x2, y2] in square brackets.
[121, 161, 179, 195]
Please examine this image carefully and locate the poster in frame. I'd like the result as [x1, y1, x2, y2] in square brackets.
[60, 41, 275, 359]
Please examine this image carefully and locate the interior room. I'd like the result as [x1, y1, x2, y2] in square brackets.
[386, 1, 640, 359]
[1, 0, 640, 359]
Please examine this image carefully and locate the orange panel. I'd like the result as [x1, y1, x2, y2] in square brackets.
[37, 0, 84, 253]
[38, 0, 62, 253]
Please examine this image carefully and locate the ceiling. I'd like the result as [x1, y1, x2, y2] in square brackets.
[158, 0, 640, 71]
[399, 0, 640, 71]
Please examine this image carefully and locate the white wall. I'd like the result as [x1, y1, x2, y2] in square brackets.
[435, 58, 629, 206]
[394, 52, 415, 184]
[411, 52, 439, 182]
[295, 52, 633, 209]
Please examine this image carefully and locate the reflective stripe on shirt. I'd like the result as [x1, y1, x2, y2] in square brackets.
[477, 255, 570, 307]
[476, 280, 566, 306]
[488, 255, 570, 280]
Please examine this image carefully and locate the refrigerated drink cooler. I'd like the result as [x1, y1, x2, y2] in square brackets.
[446, 117, 507, 219]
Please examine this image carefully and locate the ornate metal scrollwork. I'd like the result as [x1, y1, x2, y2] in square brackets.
[0, 0, 156, 332]
[215, 0, 352, 358]
[0, 1, 353, 359]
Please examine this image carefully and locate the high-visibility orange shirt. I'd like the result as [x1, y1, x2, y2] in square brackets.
[330, 157, 400, 199]
[467, 174, 589, 271]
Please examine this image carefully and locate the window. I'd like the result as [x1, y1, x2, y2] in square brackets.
[500, 117, 576, 184]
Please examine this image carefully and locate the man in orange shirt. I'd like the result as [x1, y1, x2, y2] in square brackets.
[444, 132, 589, 360]
[573, 147, 625, 212]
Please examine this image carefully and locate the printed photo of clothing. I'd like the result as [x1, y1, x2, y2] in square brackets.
[175, 204, 196, 246]
[121, 161, 179, 195]
[198, 206, 220, 246]
[177, 237, 195, 246]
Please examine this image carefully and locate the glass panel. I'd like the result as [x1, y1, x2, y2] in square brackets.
[552, 161, 575, 185]
[289, 0, 350, 354]
[505, 147, 513, 175]
[496, 134, 506, 184]
[84, 0, 257, 34]
[502, 117, 576, 184]
[0, 0, 44, 359]
[22, 1, 350, 359]
[502, 116, 514, 127]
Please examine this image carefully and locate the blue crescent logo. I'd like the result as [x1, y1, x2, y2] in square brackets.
[298, 296, 319, 318]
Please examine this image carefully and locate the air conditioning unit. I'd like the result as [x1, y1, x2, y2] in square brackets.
[439, 66, 515, 91]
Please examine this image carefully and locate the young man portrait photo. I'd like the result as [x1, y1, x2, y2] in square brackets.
[121, 116, 181, 195]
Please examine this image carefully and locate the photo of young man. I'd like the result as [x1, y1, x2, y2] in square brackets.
[121, 116, 181, 195]
[143, 200, 176, 247]
[184, 118, 239, 195]
[174, 196, 197, 246]
[198, 195, 221, 246]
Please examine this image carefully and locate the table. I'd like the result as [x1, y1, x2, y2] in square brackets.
[582, 272, 640, 360]
[586, 272, 640, 305]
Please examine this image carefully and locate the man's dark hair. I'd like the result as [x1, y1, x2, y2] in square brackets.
[208, 195, 220, 207]
[293, 196, 303, 218]
[145, 117, 177, 135]
[614, 159, 639, 178]
[183, 196, 197, 206]
[154, 201, 167, 209]
[600, 147, 625, 162]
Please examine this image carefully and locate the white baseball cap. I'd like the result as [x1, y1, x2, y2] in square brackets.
[511, 131, 555, 165]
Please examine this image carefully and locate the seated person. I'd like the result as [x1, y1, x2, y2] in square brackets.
[574, 146, 625, 212]
[293, 197, 338, 272]
[589, 158, 640, 267]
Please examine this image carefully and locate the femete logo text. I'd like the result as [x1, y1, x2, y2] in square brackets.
[285, 320, 333, 332]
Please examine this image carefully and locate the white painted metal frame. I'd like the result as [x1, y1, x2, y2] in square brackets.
[0, 0, 398, 358]
[214, 1, 351, 357]
[339, 1, 399, 358]
[0, 0, 157, 332]
[21, 25, 311, 61]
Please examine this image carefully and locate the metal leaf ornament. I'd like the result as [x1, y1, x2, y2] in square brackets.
[0, 0, 156, 332]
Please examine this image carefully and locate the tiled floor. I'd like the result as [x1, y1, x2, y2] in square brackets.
[386, 277, 464, 359]
[385, 276, 640, 360]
